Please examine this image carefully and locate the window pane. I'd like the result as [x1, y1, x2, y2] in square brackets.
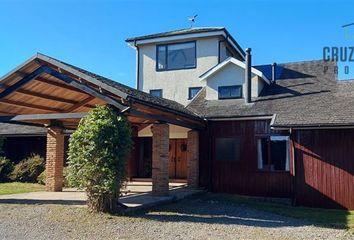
[219, 41, 233, 62]
[270, 140, 287, 171]
[167, 42, 196, 69]
[189, 87, 202, 99]
[215, 137, 240, 162]
[157, 46, 166, 70]
[218, 85, 242, 99]
[150, 89, 162, 97]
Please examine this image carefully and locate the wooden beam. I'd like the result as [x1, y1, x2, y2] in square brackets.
[0, 99, 62, 112]
[128, 109, 205, 130]
[0, 112, 87, 122]
[42, 66, 128, 111]
[65, 96, 95, 112]
[33, 77, 86, 94]
[16, 89, 78, 105]
[0, 67, 45, 99]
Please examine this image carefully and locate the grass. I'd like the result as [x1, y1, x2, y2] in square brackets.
[208, 194, 354, 232]
[0, 182, 45, 195]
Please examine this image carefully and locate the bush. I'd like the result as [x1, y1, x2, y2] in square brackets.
[0, 156, 13, 182]
[66, 105, 132, 213]
[37, 170, 46, 185]
[10, 154, 45, 183]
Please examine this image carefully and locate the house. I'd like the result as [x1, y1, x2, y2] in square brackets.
[0, 27, 353, 209]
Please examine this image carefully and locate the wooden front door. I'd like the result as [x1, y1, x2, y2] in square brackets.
[169, 139, 187, 179]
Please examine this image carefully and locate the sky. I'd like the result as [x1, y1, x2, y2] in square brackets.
[1, 0, 354, 88]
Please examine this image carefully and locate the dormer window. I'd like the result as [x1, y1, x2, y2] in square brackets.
[219, 41, 233, 62]
[156, 42, 196, 71]
[218, 85, 242, 99]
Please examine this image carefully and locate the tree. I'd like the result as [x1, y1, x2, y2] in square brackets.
[66, 105, 132, 213]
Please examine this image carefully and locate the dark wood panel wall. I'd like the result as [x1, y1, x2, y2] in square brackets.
[199, 120, 293, 198]
[293, 129, 354, 209]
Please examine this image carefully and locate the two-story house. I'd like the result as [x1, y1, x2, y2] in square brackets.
[0, 27, 353, 209]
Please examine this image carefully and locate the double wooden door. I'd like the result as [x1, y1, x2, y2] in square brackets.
[169, 139, 187, 179]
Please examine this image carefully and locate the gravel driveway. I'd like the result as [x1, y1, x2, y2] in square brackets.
[0, 196, 352, 240]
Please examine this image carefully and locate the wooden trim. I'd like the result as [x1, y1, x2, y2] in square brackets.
[42, 66, 128, 111]
[0, 99, 62, 112]
[65, 96, 95, 112]
[16, 89, 78, 105]
[0, 67, 45, 99]
[0, 112, 87, 122]
[128, 109, 204, 130]
[34, 77, 86, 94]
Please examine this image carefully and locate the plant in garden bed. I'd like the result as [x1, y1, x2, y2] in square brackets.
[66, 105, 132, 213]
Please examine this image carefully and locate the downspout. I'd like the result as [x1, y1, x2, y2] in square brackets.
[245, 48, 252, 104]
[135, 41, 140, 90]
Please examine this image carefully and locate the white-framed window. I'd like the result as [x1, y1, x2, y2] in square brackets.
[257, 135, 290, 171]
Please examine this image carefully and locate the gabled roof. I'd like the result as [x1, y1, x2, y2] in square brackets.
[0, 53, 198, 118]
[199, 57, 270, 84]
[126, 27, 245, 60]
[187, 60, 354, 129]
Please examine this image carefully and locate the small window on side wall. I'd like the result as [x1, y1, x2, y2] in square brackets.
[188, 87, 202, 100]
[257, 136, 290, 171]
[218, 85, 242, 99]
[215, 137, 241, 162]
[150, 89, 162, 98]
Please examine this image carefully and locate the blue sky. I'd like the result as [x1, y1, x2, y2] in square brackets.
[1, 0, 353, 87]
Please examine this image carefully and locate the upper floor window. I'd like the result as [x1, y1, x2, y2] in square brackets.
[188, 87, 202, 100]
[150, 89, 162, 98]
[156, 42, 196, 71]
[218, 85, 242, 99]
[219, 41, 233, 62]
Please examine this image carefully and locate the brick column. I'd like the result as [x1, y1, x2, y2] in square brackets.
[151, 123, 169, 196]
[187, 130, 199, 188]
[45, 127, 65, 192]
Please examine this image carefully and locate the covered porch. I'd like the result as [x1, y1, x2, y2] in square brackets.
[0, 53, 205, 196]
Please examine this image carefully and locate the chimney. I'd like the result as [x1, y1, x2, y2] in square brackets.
[245, 48, 252, 104]
[271, 62, 277, 83]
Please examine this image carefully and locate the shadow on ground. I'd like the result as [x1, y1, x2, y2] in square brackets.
[127, 194, 352, 231]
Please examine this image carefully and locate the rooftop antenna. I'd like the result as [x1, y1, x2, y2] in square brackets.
[188, 14, 198, 28]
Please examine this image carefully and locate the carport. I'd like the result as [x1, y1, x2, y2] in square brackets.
[0, 53, 204, 196]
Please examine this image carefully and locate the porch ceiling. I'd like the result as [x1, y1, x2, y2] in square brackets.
[0, 54, 205, 130]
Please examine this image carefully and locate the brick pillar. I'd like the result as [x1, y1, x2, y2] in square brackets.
[45, 127, 65, 192]
[151, 123, 169, 196]
[187, 130, 199, 188]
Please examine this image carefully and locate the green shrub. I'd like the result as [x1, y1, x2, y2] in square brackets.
[0, 156, 13, 182]
[11, 154, 45, 183]
[37, 170, 46, 185]
[66, 105, 132, 213]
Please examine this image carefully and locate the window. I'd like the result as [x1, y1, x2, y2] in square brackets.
[218, 85, 242, 99]
[257, 136, 290, 171]
[188, 87, 202, 100]
[219, 41, 233, 62]
[215, 137, 241, 162]
[156, 42, 196, 71]
[150, 89, 162, 98]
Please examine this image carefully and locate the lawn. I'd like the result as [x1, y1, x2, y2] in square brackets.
[0, 182, 45, 195]
[209, 194, 354, 232]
